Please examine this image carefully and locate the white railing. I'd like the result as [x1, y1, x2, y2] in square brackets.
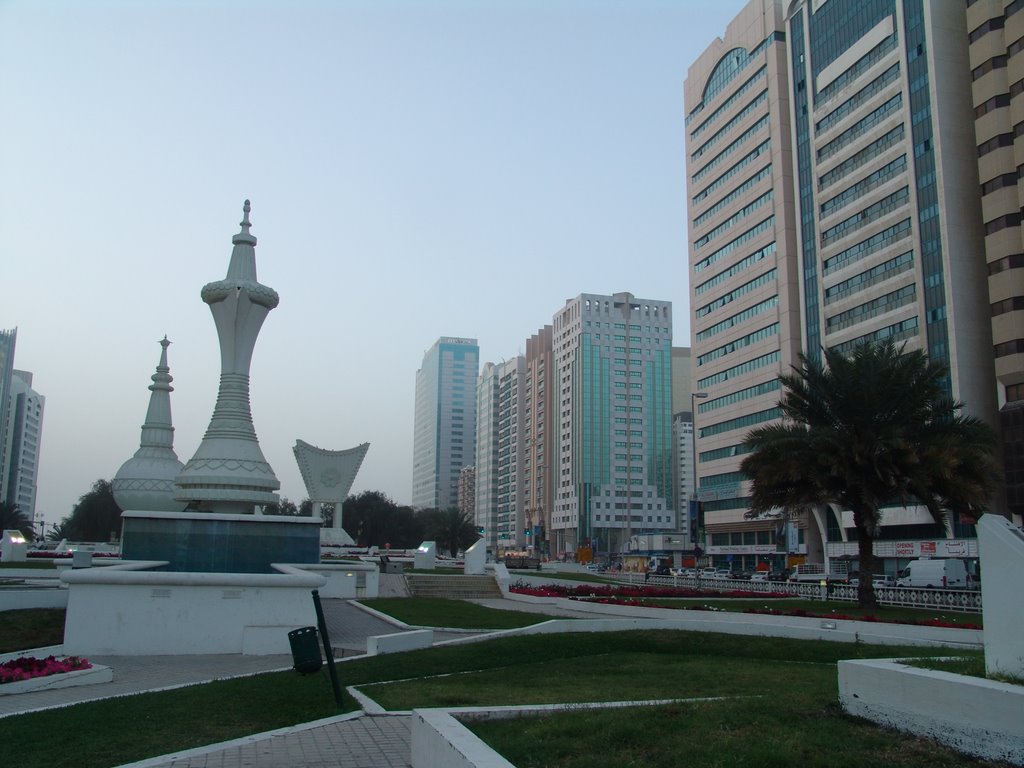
[610, 573, 982, 613]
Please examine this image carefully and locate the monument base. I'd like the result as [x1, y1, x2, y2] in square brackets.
[121, 510, 322, 573]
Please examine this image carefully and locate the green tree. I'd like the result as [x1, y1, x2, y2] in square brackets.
[421, 506, 479, 558]
[740, 340, 998, 607]
[262, 498, 299, 516]
[47, 522, 69, 542]
[0, 501, 34, 541]
[62, 480, 124, 542]
[342, 491, 423, 548]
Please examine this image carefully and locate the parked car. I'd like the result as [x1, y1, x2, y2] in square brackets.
[750, 571, 769, 582]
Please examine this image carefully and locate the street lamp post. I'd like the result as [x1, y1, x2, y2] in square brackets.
[691, 392, 709, 567]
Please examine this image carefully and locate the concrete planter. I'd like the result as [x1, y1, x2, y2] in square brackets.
[839, 659, 1024, 764]
[0, 663, 113, 696]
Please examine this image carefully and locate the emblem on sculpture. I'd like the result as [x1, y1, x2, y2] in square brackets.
[320, 468, 342, 487]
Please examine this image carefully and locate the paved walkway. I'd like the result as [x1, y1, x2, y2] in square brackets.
[4, 583, 962, 768]
[2, 597, 492, 768]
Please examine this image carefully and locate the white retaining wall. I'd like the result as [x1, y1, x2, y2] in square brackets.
[839, 659, 1024, 764]
[485, 593, 982, 650]
[60, 563, 326, 655]
[367, 630, 434, 655]
[412, 709, 515, 768]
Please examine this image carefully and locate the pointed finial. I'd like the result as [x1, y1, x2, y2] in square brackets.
[160, 335, 171, 349]
[241, 199, 251, 229]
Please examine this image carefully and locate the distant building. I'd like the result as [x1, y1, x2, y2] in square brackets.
[966, 0, 1024, 520]
[475, 362, 499, 549]
[2, 370, 44, 524]
[550, 292, 674, 559]
[523, 327, 555, 557]
[457, 465, 476, 519]
[685, 0, 802, 571]
[686, 0, 1003, 573]
[671, 347, 694, 543]
[495, 357, 526, 551]
[1, 329, 46, 529]
[0, 328, 16, 506]
[473, 357, 526, 552]
[412, 337, 479, 510]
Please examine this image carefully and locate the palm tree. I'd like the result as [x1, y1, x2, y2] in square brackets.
[0, 501, 34, 541]
[740, 340, 998, 607]
[47, 522, 69, 542]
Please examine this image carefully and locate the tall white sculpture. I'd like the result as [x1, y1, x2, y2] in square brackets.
[112, 337, 185, 512]
[175, 200, 281, 514]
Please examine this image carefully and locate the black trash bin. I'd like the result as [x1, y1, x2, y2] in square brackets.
[288, 626, 323, 674]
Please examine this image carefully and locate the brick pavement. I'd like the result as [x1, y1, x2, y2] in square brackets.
[136, 713, 413, 768]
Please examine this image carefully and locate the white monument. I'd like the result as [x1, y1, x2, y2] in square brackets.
[292, 440, 370, 546]
[175, 199, 281, 513]
[414, 541, 437, 569]
[463, 538, 485, 575]
[112, 337, 185, 513]
[119, 200, 321, 571]
[65, 201, 328, 655]
[977, 513, 1024, 678]
[1, 530, 27, 562]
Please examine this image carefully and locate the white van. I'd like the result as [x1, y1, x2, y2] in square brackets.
[896, 559, 967, 589]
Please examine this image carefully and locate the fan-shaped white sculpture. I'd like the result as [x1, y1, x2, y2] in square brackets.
[293, 440, 370, 545]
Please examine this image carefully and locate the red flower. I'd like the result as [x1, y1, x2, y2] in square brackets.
[0, 655, 92, 684]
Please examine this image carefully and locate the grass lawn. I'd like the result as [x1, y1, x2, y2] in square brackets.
[0, 628, 996, 768]
[358, 597, 557, 629]
[514, 571, 616, 584]
[0, 609, 65, 653]
[630, 597, 984, 628]
[0, 562, 59, 570]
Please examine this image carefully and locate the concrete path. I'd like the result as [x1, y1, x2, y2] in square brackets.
[3, 589, 967, 768]
[2, 597, 488, 768]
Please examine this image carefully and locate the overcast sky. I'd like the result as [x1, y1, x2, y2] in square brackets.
[0, 0, 746, 527]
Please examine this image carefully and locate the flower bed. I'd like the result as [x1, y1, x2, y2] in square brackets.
[26, 551, 119, 559]
[1, 654, 91, 684]
[509, 583, 980, 630]
[510, 582, 790, 601]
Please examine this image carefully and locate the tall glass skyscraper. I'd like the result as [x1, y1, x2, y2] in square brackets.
[412, 337, 479, 510]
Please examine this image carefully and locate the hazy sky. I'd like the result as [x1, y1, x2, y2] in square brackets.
[1, 0, 746, 527]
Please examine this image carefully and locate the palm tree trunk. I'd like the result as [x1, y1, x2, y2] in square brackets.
[855, 514, 878, 608]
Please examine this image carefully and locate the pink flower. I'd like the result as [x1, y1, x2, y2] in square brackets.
[0, 654, 92, 684]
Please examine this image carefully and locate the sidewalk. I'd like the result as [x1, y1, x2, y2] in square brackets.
[5, 589, 970, 768]
[2, 598, 491, 768]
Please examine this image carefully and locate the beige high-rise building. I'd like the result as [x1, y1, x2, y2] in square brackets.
[684, 0, 803, 570]
[966, 0, 1024, 521]
[687, 0, 1001, 572]
[523, 326, 555, 555]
